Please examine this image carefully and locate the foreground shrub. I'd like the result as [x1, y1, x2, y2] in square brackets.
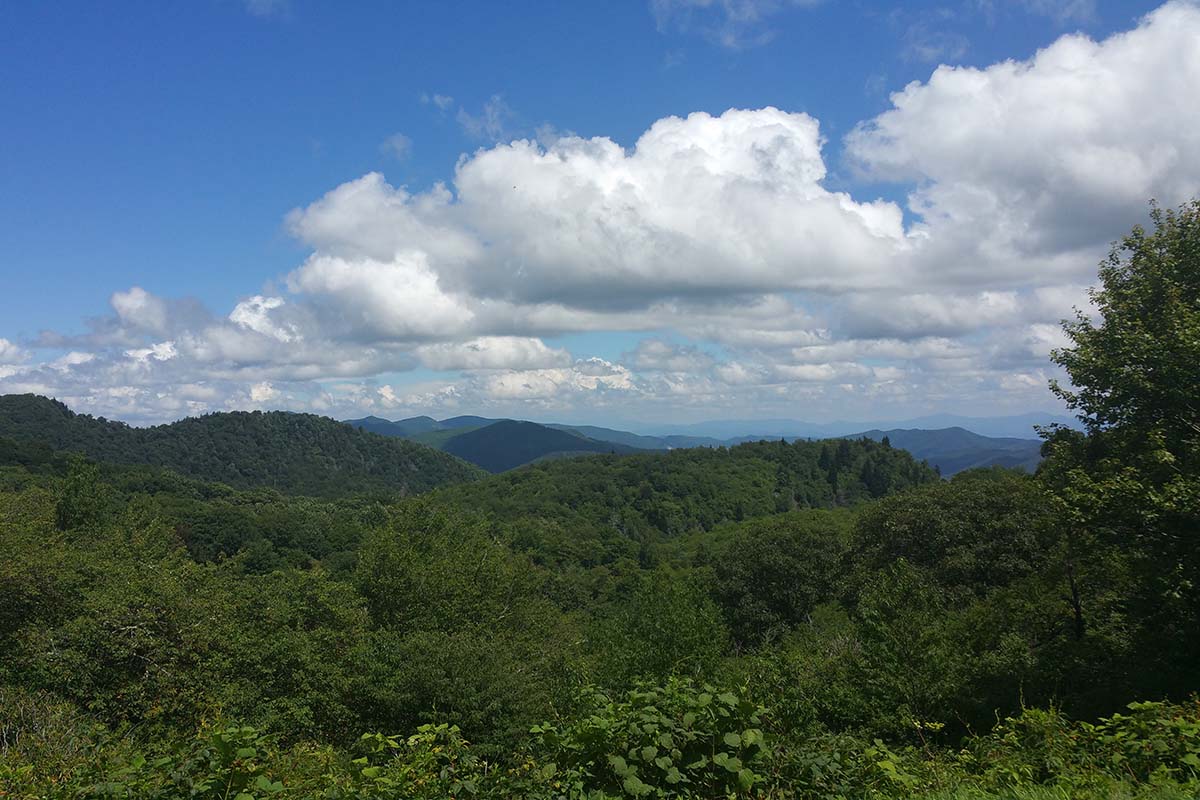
[5, 688, 1200, 799]
[531, 679, 768, 797]
[962, 700, 1200, 792]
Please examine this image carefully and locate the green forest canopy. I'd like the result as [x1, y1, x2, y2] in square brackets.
[0, 394, 483, 496]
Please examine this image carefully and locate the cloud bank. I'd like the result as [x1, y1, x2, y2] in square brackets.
[4, 2, 1199, 425]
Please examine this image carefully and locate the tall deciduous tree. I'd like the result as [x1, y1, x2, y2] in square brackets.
[1041, 199, 1200, 696]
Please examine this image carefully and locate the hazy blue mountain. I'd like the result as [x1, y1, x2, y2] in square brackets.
[637, 413, 1078, 441]
[341, 411, 1056, 476]
[344, 415, 423, 437]
[388, 415, 441, 434]
[547, 423, 667, 449]
[878, 413, 1079, 439]
[846, 427, 1044, 476]
[407, 424, 490, 449]
[346, 415, 498, 438]
[442, 420, 640, 473]
[439, 415, 502, 430]
[640, 419, 827, 439]
[547, 424, 730, 451]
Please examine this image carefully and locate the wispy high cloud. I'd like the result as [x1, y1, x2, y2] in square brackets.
[421, 92, 456, 111]
[455, 95, 516, 141]
[245, 0, 289, 18]
[380, 132, 412, 161]
[651, 0, 824, 49]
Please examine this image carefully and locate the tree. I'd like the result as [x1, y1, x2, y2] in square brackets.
[54, 456, 110, 532]
[1045, 200, 1200, 566]
[851, 469, 1056, 595]
[588, 569, 729, 686]
[1041, 199, 1200, 698]
[1050, 200, 1200, 442]
[712, 511, 849, 648]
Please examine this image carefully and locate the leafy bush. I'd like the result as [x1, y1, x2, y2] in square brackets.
[962, 701, 1200, 791]
[0, 685, 114, 796]
[82, 725, 285, 799]
[768, 731, 924, 799]
[335, 725, 484, 800]
[1084, 701, 1200, 784]
[530, 680, 768, 797]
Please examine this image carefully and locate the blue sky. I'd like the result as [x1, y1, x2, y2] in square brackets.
[0, 0, 1192, 426]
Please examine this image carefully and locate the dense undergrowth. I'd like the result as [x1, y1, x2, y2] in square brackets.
[3, 682, 1198, 798]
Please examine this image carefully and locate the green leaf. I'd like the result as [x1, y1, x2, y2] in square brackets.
[608, 754, 632, 777]
[622, 775, 653, 797]
[253, 776, 283, 794]
[723, 732, 742, 748]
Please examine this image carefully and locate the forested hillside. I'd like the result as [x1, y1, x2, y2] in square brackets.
[441, 419, 642, 472]
[435, 436, 933, 549]
[0, 395, 483, 496]
[2, 204, 1200, 799]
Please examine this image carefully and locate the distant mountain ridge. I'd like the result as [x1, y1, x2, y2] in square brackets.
[0, 394, 483, 496]
[630, 412, 1079, 441]
[347, 415, 647, 473]
[844, 427, 1043, 476]
[0, 396, 1051, 484]
[344, 414, 495, 438]
[347, 413, 1051, 476]
[442, 420, 640, 473]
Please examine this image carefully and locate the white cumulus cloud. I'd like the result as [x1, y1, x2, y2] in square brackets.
[415, 336, 570, 371]
[8, 4, 1198, 424]
[846, 1, 1200, 285]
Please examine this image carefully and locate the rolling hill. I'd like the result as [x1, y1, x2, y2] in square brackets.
[0, 394, 484, 496]
[345, 412, 1046, 476]
[343, 415, 441, 437]
[441, 419, 640, 473]
[347, 415, 652, 472]
[550, 423, 1043, 476]
[433, 436, 939, 545]
[846, 427, 1043, 476]
[547, 424, 728, 450]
